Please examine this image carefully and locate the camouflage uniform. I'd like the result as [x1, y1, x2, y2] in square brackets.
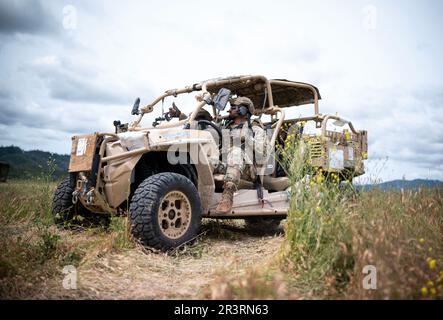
[213, 95, 269, 214]
[218, 120, 268, 188]
[169, 104, 269, 186]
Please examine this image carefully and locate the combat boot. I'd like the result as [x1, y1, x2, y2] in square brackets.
[215, 181, 236, 214]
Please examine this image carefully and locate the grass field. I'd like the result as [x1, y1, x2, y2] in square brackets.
[0, 173, 442, 299]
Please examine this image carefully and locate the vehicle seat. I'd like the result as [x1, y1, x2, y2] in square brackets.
[263, 176, 290, 191]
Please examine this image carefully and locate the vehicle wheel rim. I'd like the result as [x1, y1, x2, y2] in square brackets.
[158, 191, 192, 239]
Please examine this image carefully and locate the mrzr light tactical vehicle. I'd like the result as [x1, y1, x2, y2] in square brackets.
[52, 75, 368, 250]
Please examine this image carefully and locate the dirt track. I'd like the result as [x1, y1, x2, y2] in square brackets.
[43, 221, 284, 299]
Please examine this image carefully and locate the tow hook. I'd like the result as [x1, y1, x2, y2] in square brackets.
[86, 189, 95, 205]
[72, 190, 79, 204]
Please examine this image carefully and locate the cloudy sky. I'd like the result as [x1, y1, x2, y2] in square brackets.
[0, 0, 442, 182]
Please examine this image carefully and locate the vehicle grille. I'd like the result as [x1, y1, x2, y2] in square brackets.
[308, 139, 323, 159]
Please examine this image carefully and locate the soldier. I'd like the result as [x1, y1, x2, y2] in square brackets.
[168, 97, 269, 214]
[214, 96, 268, 214]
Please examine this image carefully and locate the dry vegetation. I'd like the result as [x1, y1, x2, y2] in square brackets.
[0, 154, 442, 299]
[0, 179, 284, 299]
[280, 141, 443, 300]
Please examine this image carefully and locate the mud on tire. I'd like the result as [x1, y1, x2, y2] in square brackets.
[129, 173, 202, 251]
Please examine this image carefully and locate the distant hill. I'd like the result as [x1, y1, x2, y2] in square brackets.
[357, 179, 443, 191]
[1, 145, 442, 189]
[0, 146, 70, 180]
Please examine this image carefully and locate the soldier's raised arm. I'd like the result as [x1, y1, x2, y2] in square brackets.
[168, 103, 188, 121]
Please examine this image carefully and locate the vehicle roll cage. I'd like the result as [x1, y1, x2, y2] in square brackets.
[128, 75, 358, 148]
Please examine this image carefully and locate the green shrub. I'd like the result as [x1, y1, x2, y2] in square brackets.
[278, 140, 355, 294]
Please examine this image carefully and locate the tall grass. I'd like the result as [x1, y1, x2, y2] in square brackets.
[1, 154, 442, 299]
[277, 138, 443, 299]
[277, 140, 355, 295]
[0, 158, 135, 298]
[346, 188, 443, 299]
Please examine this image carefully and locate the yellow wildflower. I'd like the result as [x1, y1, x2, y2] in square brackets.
[428, 259, 436, 270]
[315, 207, 321, 214]
[430, 288, 437, 295]
[421, 287, 428, 296]
[419, 238, 425, 244]
[315, 175, 324, 184]
[427, 280, 434, 287]
[344, 130, 350, 141]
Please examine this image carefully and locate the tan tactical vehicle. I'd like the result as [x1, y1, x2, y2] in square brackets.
[52, 75, 368, 250]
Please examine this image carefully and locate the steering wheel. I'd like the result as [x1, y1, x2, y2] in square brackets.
[197, 120, 223, 150]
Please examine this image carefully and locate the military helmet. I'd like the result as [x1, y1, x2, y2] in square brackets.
[230, 96, 255, 115]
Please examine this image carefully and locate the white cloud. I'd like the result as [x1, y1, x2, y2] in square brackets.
[32, 55, 61, 67]
[0, 0, 442, 181]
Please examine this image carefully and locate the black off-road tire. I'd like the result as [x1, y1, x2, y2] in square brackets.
[244, 217, 283, 234]
[52, 177, 110, 228]
[129, 173, 202, 251]
[52, 177, 81, 226]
